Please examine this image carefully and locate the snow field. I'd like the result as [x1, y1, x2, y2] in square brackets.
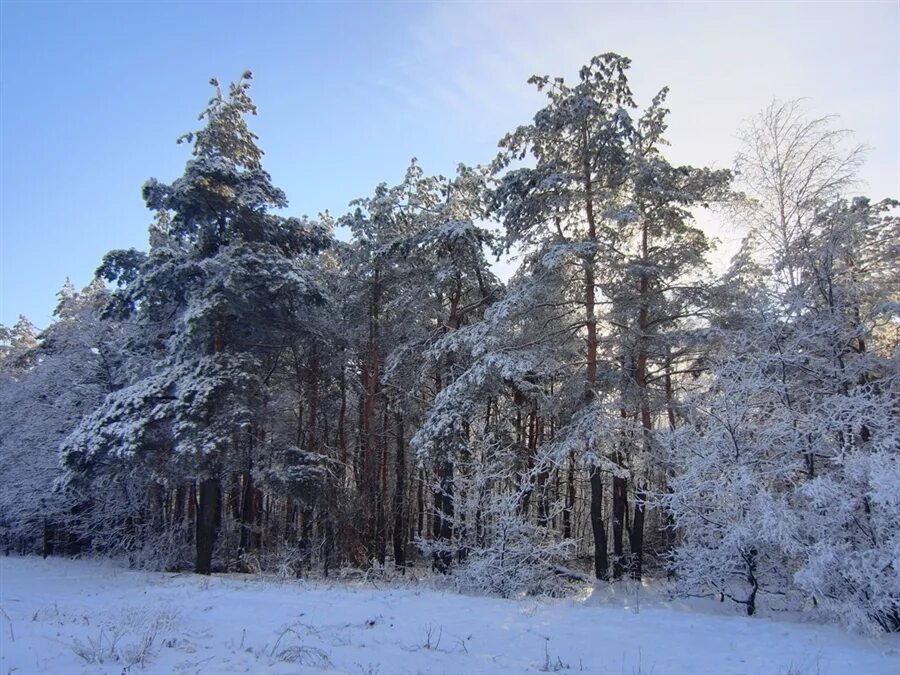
[1, 556, 898, 674]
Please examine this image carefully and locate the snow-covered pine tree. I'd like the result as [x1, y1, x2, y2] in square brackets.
[485, 53, 729, 580]
[481, 54, 639, 582]
[63, 73, 332, 574]
[340, 160, 500, 570]
[599, 86, 731, 579]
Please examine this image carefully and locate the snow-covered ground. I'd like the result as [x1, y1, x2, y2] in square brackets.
[1, 556, 897, 674]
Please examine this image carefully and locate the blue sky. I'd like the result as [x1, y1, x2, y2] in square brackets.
[2, 1, 898, 328]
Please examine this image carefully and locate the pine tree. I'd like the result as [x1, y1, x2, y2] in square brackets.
[488, 53, 729, 580]
[341, 160, 499, 569]
[63, 73, 332, 573]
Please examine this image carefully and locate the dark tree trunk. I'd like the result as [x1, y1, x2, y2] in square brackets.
[392, 411, 406, 569]
[630, 486, 646, 580]
[374, 405, 388, 565]
[147, 482, 164, 532]
[195, 477, 221, 575]
[535, 417, 548, 527]
[745, 548, 759, 617]
[338, 363, 348, 484]
[519, 409, 537, 516]
[416, 468, 425, 538]
[173, 483, 186, 527]
[239, 468, 256, 554]
[563, 455, 575, 540]
[188, 482, 197, 522]
[628, 218, 653, 581]
[228, 476, 241, 521]
[581, 130, 608, 581]
[590, 467, 609, 580]
[612, 473, 626, 579]
[322, 516, 334, 578]
[361, 268, 382, 557]
[432, 461, 454, 573]
[42, 516, 51, 559]
[301, 507, 313, 542]
[254, 488, 265, 548]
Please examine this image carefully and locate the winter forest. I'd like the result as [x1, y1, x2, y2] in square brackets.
[1, 52, 898, 645]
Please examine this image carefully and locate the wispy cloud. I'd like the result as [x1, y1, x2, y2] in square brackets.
[364, 1, 898, 270]
[374, 2, 898, 193]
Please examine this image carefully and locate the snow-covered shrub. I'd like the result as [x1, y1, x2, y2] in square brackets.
[241, 544, 313, 579]
[427, 490, 574, 598]
[662, 357, 805, 616]
[59, 473, 194, 571]
[794, 449, 900, 633]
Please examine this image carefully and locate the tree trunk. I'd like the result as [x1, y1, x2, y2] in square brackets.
[322, 516, 334, 578]
[612, 471, 626, 579]
[239, 467, 256, 554]
[416, 468, 425, 538]
[392, 411, 406, 569]
[581, 125, 606, 581]
[589, 467, 609, 580]
[336, 360, 349, 485]
[563, 455, 575, 540]
[375, 405, 388, 566]
[361, 267, 381, 557]
[42, 516, 51, 559]
[630, 485, 646, 580]
[195, 477, 221, 575]
[661, 360, 678, 567]
[173, 483, 186, 527]
[432, 461, 454, 573]
[520, 409, 537, 516]
[627, 218, 653, 580]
